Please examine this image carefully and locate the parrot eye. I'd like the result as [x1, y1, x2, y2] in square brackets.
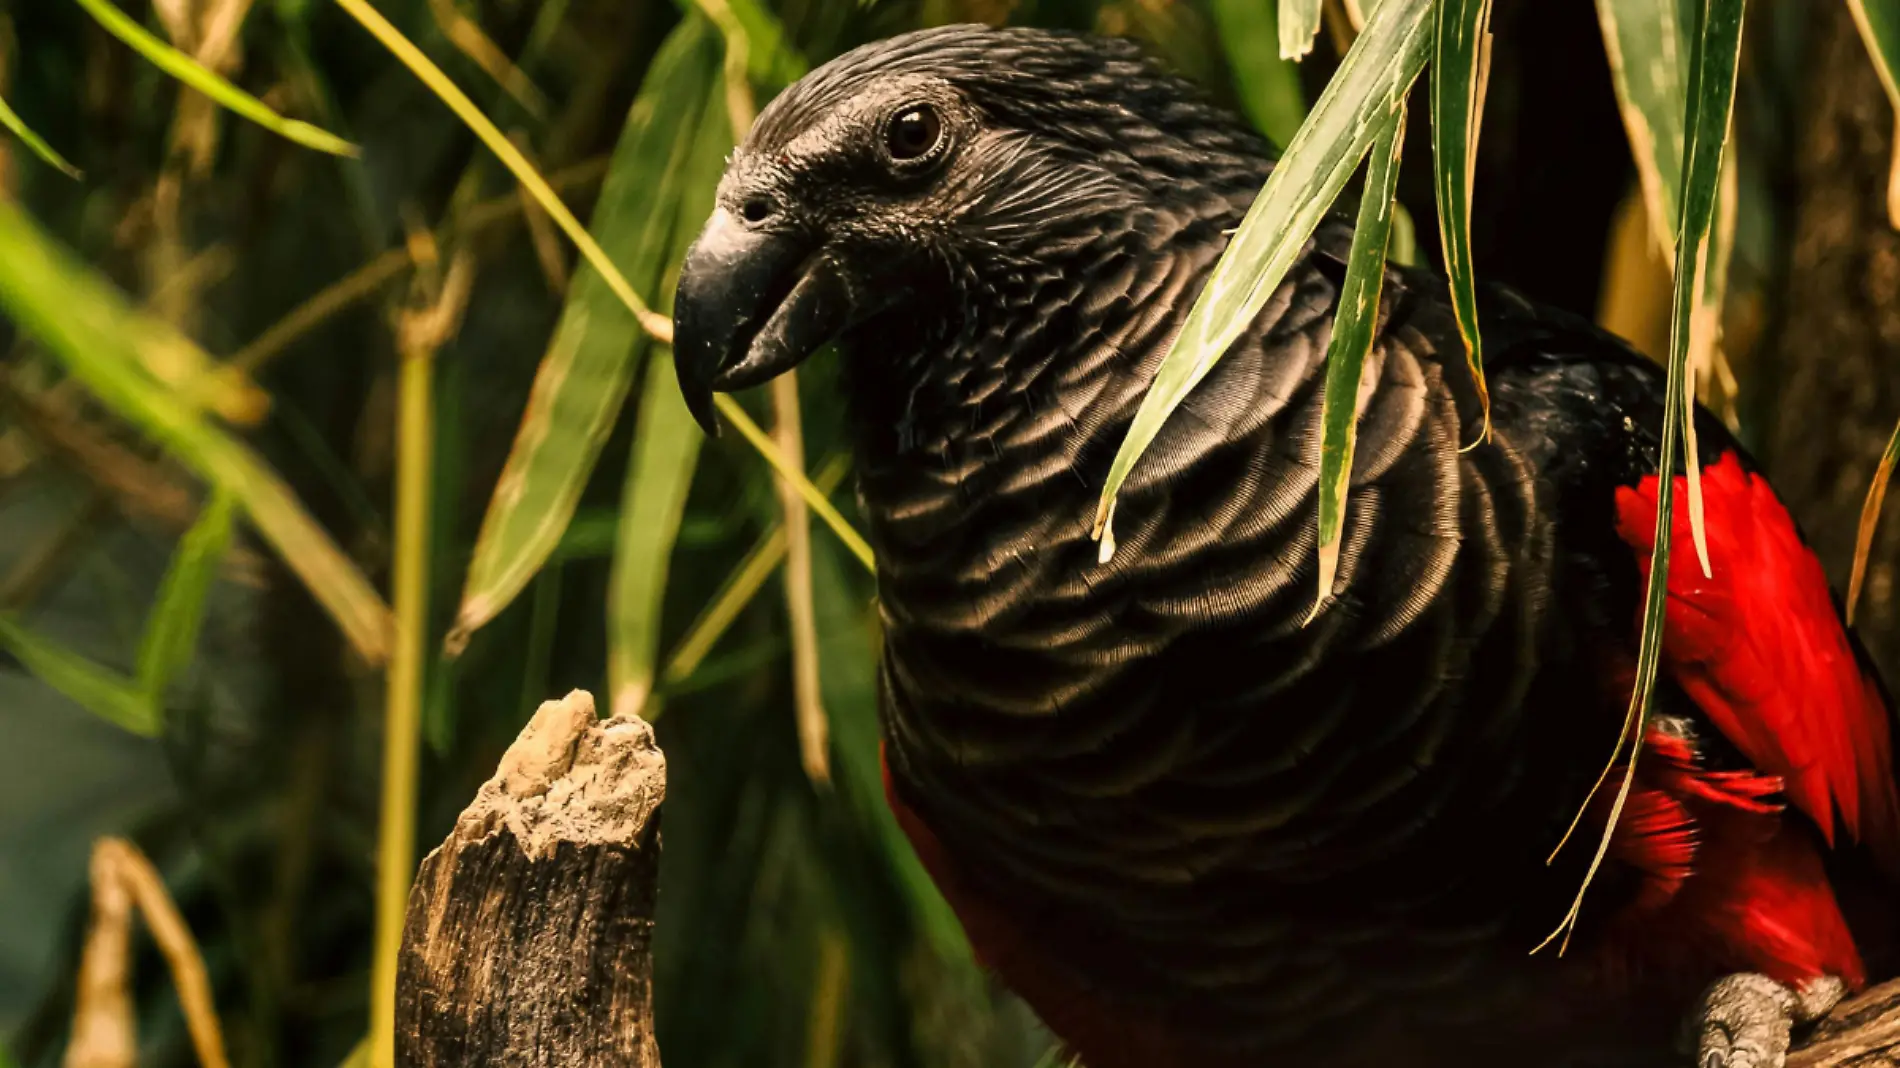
[884, 104, 944, 165]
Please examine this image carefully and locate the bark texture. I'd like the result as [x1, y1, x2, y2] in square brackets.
[394, 690, 665, 1068]
[1794, 980, 1900, 1067]
[1764, 2, 1900, 682]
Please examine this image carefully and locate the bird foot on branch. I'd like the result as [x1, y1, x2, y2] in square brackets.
[1688, 973, 1846, 1068]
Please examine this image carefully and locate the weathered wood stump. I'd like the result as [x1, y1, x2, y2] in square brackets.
[394, 690, 665, 1067]
[1794, 980, 1900, 1067]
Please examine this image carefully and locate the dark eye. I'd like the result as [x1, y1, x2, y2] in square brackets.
[885, 105, 943, 163]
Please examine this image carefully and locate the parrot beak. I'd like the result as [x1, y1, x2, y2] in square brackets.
[672, 207, 872, 436]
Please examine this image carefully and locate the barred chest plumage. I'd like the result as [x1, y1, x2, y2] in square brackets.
[844, 220, 1607, 1049]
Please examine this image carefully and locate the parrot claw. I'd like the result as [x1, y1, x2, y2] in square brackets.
[1685, 973, 1845, 1068]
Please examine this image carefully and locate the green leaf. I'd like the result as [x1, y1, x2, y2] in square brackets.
[606, 78, 735, 718]
[1209, 0, 1308, 147]
[1278, 0, 1325, 60]
[0, 93, 81, 178]
[1430, 0, 1495, 438]
[0, 198, 393, 663]
[1541, 0, 1747, 953]
[720, 0, 809, 90]
[1595, 0, 1689, 258]
[450, 18, 722, 653]
[1849, 416, 1900, 625]
[69, 0, 357, 157]
[608, 359, 707, 720]
[0, 615, 159, 736]
[1848, 0, 1900, 227]
[1595, 0, 1730, 574]
[1094, 0, 1433, 552]
[136, 490, 237, 699]
[1312, 103, 1407, 618]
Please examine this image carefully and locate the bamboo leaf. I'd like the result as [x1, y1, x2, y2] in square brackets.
[0, 93, 82, 178]
[608, 359, 706, 720]
[1094, 0, 1433, 553]
[1209, 0, 1307, 147]
[1595, 0, 1735, 573]
[135, 489, 237, 698]
[0, 615, 159, 736]
[1594, 0, 1689, 261]
[1430, 0, 1495, 441]
[1847, 0, 1900, 228]
[69, 0, 357, 157]
[450, 19, 721, 652]
[1849, 417, 1900, 625]
[1540, 0, 1747, 953]
[0, 199, 393, 663]
[1278, 0, 1325, 60]
[606, 85, 735, 719]
[1311, 103, 1407, 619]
[720, 0, 808, 89]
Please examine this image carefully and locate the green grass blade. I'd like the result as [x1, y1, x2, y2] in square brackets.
[607, 358, 706, 719]
[1849, 417, 1900, 625]
[1312, 103, 1407, 619]
[1094, 0, 1433, 552]
[0, 93, 81, 178]
[135, 489, 237, 698]
[0, 199, 393, 663]
[1540, 0, 1747, 952]
[1209, 0, 1307, 147]
[1594, 0, 1689, 259]
[605, 79, 735, 718]
[449, 19, 721, 653]
[1595, 0, 1729, 574]
[1430, 0, 1495, 440]
[69, 0, 357, 157]
[1848, 0, 1900, 227]
[721, 0, 808, 89]
[0, 615, 159, 736]
[1278, 0, 1325, 60]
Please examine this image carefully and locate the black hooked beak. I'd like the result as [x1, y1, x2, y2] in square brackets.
[672, 207, 873, 436]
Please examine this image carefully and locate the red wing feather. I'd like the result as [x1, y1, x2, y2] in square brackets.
[1614, 452, 1900, 873]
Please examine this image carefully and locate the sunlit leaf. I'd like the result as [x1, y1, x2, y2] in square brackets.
[1847, 0, 1900, 228]
[1849, 417, 1900, 625]
[1430, 0, 1495, 440]
[1209, 0, 1307, 147]
[0, 199, 393, 663]
[136, 489, 236, 698]
[0, 615, 158, 736]
[1278, 0, 1324, 60]
[0, 93, 81, 178]
[1094, 0, 1433, 553]
[451, 19, 721, 653]
[608, 359, 707, 720]
[1540, 0, 1747, 953]
[720, 0, 809, 90]
[606, 85, 735, 719]
[1312, 103, 1407, 619]
[1595, 0, 1729, 573]
[70, 0, 357, 157]
[1594, 0, 1689, 260]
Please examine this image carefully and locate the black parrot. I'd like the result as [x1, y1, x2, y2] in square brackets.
[670, 25, 1900, 1068]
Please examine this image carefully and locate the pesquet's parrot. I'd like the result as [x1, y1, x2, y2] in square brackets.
[668, 25, 1900, 1068]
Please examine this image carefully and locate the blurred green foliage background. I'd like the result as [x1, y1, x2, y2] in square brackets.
[0, 1, 1896, 1067]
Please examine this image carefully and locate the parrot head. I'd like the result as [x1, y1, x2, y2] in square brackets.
[670, 24, 1270, 435]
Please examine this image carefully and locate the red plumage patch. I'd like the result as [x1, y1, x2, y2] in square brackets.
[1615, 452, 1900, 868]
[1605, 451, 1900, 987]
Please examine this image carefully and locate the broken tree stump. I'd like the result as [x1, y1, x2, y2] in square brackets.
[1793, 980, 1900, 1067]
[395, 690, 665, 1067]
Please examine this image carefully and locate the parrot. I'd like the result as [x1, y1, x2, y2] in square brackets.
[668, 24, 1900, 1068]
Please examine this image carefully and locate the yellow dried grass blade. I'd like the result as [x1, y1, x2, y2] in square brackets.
[72, 0, 356, 156]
